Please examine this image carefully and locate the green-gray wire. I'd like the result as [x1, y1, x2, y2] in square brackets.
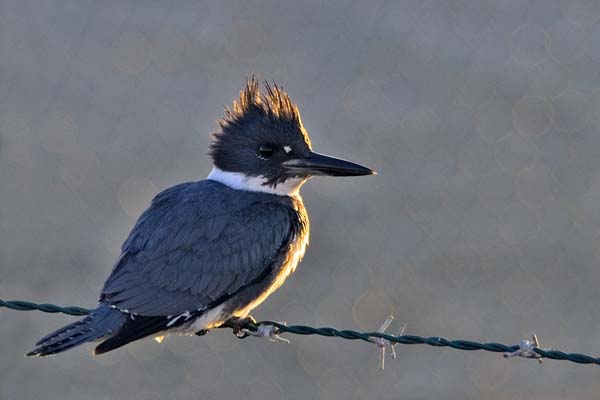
[2, 299, 598, 365]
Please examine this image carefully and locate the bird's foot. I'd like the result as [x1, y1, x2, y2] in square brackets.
[194, 329, 209, 336]
[224, 316, 289, 343]
[224, 315, 258, 338]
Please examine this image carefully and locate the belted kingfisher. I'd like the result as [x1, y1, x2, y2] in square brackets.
[28, 77, 375, 356]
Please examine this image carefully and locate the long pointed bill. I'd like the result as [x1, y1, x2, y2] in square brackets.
[282, 151, 376, 177]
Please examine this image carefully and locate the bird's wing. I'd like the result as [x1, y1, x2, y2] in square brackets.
[100, 181, 299, 316]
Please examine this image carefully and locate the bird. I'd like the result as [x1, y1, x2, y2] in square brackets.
[27, 77, 375, 356]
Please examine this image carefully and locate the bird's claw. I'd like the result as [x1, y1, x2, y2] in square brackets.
[224, 315, 258, 338]
[224, 316, 289, 343]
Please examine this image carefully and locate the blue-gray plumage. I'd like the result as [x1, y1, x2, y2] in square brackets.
[28, 77, 374, 356]
[101, 180, 306, 316]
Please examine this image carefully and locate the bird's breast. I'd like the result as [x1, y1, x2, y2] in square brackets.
[232, 202, 310, 318]
[232, 229, 309, 319]
[184, 230, 308, 333]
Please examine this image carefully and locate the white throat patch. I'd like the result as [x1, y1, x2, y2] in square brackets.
[207, 167, 307, 197]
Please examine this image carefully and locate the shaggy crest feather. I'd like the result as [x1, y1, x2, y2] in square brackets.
[222, 76, 301, 126]
[210, 76, 311, 153]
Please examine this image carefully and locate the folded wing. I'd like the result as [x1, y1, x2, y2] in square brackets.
[101, 181, 296, 316]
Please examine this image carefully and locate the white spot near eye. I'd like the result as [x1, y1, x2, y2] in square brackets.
[283, 145, 292, 154]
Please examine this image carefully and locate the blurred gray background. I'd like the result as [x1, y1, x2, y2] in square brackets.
[2, 0, 600, 399]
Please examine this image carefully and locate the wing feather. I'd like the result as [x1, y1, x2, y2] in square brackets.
[101, 180, 298, 316]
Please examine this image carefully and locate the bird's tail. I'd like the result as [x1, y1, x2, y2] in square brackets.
[27, 303, 127, 357]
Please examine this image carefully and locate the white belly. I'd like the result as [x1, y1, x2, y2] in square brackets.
[189, 303, 227, 331]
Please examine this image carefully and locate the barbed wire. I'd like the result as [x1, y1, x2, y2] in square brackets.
[2, 299, 599, 367]
[1, 299, 90, 316]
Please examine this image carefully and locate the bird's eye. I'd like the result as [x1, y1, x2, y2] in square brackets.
[258, 145, 274, 160]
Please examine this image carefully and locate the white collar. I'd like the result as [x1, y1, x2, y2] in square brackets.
[207, 167, 307, 197]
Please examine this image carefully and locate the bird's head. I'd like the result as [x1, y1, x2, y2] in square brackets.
[208, 77, 375, 196]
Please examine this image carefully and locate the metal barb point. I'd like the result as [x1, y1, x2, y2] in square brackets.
[370, 316, 407, 370]
[503, 333, 543, 364]
[241, 323, 290, 344]
[390, 323, 407, 360]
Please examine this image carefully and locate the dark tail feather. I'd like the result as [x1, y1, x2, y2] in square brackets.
[93, 315, 172, 355]
[27, 303, 127, 357]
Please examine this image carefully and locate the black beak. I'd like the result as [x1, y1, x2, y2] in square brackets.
[282, 151, 376, 177]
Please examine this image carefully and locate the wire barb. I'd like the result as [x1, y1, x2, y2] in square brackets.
[241, 323, 290, 343]
[390, 323, 407, 360]
[503, 333, 544, 364]
[2, 299, 600, 366]
[368, 316, 407, 370]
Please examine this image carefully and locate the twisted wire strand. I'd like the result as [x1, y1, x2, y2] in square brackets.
[0, 299, 90, 316]
[2, 299, 599, 365]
